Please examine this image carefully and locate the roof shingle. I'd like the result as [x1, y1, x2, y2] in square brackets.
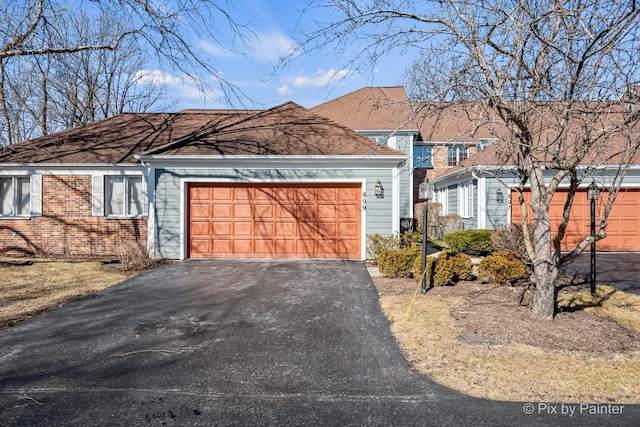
[0, 102, 403, 164]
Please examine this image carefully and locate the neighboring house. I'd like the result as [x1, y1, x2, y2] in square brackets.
[311, 87, 494, 229]
[429, 122, 640, 252]
[0, 102, 406, 259]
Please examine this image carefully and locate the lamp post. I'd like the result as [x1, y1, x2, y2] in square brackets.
[586, 181, 600, 297]
[419, 180, 434, 294]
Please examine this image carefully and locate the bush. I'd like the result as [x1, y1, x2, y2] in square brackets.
[444, 230, 493, 256]
[478, 250, 529, 285]
[414, 252, 473, 287]
[367, 231, 423, 261]
[115, 241, 161, 271]
[491, 224, 532, 265]
[367, 234, 400, 260]
[378, 247, 421, 278]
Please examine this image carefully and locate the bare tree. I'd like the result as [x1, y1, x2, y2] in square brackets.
[304, 0, 640, 319]
[0, 0, 251, 144]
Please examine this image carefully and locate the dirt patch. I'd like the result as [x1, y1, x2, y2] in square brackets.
[373, 277, 640, 355]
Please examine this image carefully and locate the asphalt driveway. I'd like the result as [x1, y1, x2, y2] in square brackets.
[561, 252, 640, 295]
[0, 260, 637, 426]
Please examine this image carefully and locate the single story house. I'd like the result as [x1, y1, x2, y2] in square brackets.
[0, 102, 407, 259]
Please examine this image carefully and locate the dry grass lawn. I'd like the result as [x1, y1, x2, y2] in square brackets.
[0, 258, 130, 329]
[375, 277, 640, 403]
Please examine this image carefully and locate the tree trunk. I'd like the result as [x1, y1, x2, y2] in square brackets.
[529, 185, 559, 320]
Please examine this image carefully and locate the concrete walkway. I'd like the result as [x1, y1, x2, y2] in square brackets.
[0, 260, 637, 426]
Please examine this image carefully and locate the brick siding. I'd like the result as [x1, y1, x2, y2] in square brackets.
[0, 175, 147, 257]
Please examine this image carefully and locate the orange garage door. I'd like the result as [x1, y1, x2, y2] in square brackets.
[511, 189, 640, 251]
[188, 183, 362, 259]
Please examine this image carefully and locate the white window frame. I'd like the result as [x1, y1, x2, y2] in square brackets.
[0, 176, 35, 217]
[458, 181, 473, 218]
[448, 145, 469, 167]
[105, 175, 145, 217]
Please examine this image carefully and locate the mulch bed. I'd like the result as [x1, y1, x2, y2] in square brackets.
[372, 276, 640, 355]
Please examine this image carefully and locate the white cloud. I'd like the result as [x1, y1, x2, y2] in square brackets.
[292, 69, 350, 88]
[277, 85, 292, 95]
[133, 69, 182, 86]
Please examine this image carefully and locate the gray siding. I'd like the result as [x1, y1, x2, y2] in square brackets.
[485, 178, 511, 228]
[153, 167, 399, 259]
[394, 135, 413, 219]
[447, 184, 457, 217]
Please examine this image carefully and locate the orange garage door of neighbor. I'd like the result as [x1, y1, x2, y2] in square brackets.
[511, 189, 640, 251]
[188, 183, 362, 259]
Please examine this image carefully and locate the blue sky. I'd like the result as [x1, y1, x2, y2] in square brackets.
[136, 1, 419, 111]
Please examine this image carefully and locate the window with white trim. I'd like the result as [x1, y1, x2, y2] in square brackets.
[458, 181, 473, 218]
[0, 176, 32, 217]
[106, 176, 144, 217]
[448, 145, 468, 166]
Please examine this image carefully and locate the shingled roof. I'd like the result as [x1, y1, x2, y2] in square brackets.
[0, 102, 403, 164]
[311, 87, 416, 131]
[311, 87, 498, 141]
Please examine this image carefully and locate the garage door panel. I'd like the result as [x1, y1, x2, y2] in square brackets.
[254, 221, 273, 237]
[318, 205, 337, 219]
[254, 240, 273, 254]
[190, 186, 211, 200]
[190, 221, 210, 236]
[275, 239, 295, 255]
[212, 187, 232, 200]
[212, 204, 232, 218]
[232, 239, 253, 254]
[234, 221, 253, 236]
[188, 183, 361, 258]
[190, 203, 210, 218]
[211, 222, 231, 236]
[211, 240, 231, 254]
[512, 189, 640, 251]
[254, 205, 273, 218]
[233, 204, 252, 218]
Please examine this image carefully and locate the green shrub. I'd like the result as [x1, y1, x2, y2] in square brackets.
[414, 252, 473, 287]
[378, 247, 421, 278]
[478, 250, 529, 285]
[444, 230, 493, 256]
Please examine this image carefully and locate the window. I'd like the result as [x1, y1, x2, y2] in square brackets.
[413, 144, 433, 168]
[106, 176, 143, 217]
[0, 177, 31, 217]
[458, 181, 473, 218]
[448, 146, 468, 166]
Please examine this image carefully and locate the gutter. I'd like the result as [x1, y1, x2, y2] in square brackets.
[134, 154, 408, 168]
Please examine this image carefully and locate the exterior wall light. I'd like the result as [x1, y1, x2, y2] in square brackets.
[374, 180, 384, 198]
[496, 188, 504, 203]
[587, 180, 600, 201]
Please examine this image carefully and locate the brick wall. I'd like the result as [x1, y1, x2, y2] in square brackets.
[0, 175, 147, 257]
